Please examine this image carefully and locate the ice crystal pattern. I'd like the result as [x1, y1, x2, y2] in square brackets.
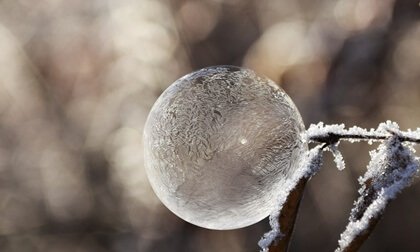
[143, 66, 307, 229]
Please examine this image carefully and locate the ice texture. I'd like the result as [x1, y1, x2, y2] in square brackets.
[143, 66, 307, 230]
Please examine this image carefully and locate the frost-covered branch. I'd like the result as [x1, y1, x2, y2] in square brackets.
[259, 121, 420, 252]
[306, 121, 420, 146]
[336, 126, 420, 252]
[259, 145, 323, 252]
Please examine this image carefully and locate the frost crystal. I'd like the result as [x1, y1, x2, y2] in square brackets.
[329, 144, 345, 171]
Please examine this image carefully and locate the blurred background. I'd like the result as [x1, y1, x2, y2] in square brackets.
[0, 0, 419, 251]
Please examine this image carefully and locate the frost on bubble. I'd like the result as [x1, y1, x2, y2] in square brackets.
[336, 126, 420, 252]
[258, 145, 323, 252]
[144, 65, 307, 230]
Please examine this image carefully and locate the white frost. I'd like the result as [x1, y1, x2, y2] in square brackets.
[304, 122, 345, 142]
[329, 144, 346, 171]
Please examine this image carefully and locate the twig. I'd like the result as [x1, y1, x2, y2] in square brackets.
[306, 122, 420, 144]
[262, 122, 419, 252]
[338, 177, 382, 252]
[335, 133, 420, 252]
[310, 132, 420, 145]
[267, 178, 307, 252]
[339, 215, 381, 252]
[261, 146, 323, 252]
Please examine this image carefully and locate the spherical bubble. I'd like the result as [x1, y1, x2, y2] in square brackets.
[143, 66, 307, 230]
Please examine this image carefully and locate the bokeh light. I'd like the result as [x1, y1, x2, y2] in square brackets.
[0, 0, 419, 251]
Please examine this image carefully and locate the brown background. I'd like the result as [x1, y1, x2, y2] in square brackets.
[0, 0, 419, 251]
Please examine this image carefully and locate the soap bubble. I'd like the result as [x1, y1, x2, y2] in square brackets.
[143, 66, 307, 230]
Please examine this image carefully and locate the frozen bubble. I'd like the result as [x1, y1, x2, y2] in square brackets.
[143, 66, 307, 230]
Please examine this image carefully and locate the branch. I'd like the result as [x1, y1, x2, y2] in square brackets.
[306, 121, 420, 146]
[266, 178, 307, 252]
[259, 146, 323, 252]
[336, 134, 420, 252]
[306, 122, 420, 252]
[336, 177, 382, 252]
[259, 121, 420, 252]
[310, 132, 420, 145]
